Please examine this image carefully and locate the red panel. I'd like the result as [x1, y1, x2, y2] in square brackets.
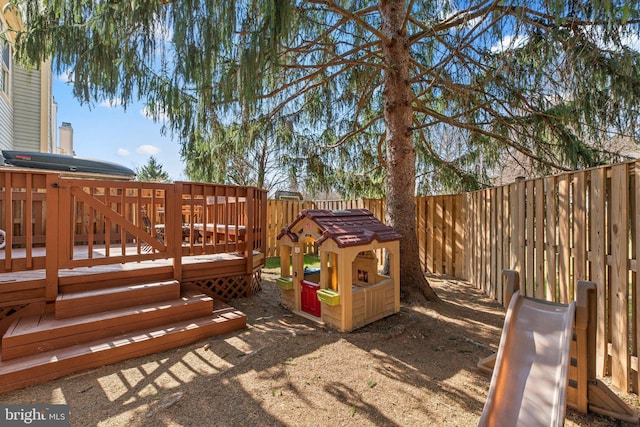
[300, 280, 321, 317]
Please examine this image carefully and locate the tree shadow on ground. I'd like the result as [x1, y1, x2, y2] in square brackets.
[0, 274, 626, 426]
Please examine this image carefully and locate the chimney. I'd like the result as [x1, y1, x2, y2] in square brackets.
[58, 122, 74, 155]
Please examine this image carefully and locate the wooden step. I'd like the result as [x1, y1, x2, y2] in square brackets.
[58, 267, 175, 295]
[0, 301, 246, 394]
[2, 290, 213, 361]
[55, 280, 181, 319]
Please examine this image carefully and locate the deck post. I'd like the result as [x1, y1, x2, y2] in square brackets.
[170, 182, 183, 282]
[260, 189, 267, 255]
[3, 171, 13, 271]
[45, 174, 60, 301]
[245, 187, 254, 274]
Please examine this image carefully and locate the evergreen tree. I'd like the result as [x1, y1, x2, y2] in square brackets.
[8, 0, 640, 301]
[136, 156, 171, 183]
[184, 116, 297, 193]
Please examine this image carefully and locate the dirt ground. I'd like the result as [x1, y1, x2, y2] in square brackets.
[0, 273, 637, 426]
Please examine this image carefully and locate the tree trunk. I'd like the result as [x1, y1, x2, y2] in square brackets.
[379, 0, 439, 302]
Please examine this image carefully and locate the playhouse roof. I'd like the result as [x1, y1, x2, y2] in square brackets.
[277, 209, 401, 248]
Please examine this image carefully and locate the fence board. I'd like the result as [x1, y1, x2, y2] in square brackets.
[558, 174, 570, 304]
[481, 191, 488, 292]
[474, 191, 484, 289]
[510, 182, 521, 281]
[417, 197, 426, 271]
[488, 191, 494, 294]
[611, 164, 630, 391]
[535, 179, 545, 299]
[454, 195, 464, 278]
[496, 187, 503, 302]
[544, 176, 557, 301]
[487, 189, 495, 297]
[445, 195, 454, 276]
[526, 180, 535, 297]
[435, 197, 443, 275]
[589, 168, 607, 377]
[574, 172, 587, 289]
[502, 186, 511, 303]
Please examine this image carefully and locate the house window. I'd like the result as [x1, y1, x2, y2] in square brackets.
[0, 23, 9, 95]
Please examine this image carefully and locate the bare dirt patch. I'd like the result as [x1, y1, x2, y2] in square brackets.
[0, 274, 635, 426]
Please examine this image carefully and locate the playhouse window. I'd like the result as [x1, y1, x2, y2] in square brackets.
[282, 254, 292, 276]
[353, 251, 379, 286]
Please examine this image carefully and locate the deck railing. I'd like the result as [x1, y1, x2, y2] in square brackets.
[0, 170, 267, 301]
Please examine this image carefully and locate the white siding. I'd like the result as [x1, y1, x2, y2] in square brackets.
[12, 64, 40, 151]
[0, 94, 11, 150]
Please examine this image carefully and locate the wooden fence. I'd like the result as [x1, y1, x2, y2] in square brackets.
[266, 160, 640, 396]
[266, 196, 465, 276]
[266, 199, 315, 257]
[465, 160, 640, 395]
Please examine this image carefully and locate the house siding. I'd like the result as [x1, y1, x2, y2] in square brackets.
[12, 64, 41, 152]
[0, 94, 11, 150]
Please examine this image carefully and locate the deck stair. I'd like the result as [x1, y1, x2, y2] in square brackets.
[0, 280, 247, 393]
[54, 280, 182, 319]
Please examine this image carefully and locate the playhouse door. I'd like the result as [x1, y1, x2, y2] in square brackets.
[301, 280, 321, 317]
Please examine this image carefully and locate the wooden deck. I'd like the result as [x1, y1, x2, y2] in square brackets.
[0, 245, 261, 281]
[0, 171, 267, 394]
[0, 244, 265, 307]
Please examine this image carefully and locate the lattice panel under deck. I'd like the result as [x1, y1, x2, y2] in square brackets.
[185, 271, 262, 301]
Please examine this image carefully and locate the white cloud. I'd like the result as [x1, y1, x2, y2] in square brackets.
[100, 99, 123, 108]
[621, 32, 640, 52]
[57, 70, 73, 83]
[577, 25, 640, 53]
[439, 7, 484, 30]
[117, 148, 130, 157]
[140, 105, 169, 122]
[136, 145, 161, 155]
[490, 34, 529, 54]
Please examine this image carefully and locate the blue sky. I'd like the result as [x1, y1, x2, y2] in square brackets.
[53, 77, 187, 181]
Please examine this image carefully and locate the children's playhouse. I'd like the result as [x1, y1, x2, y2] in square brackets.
[276, 209, 401, 332]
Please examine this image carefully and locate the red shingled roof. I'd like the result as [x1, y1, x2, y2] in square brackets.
[277, 209, 401, 248]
